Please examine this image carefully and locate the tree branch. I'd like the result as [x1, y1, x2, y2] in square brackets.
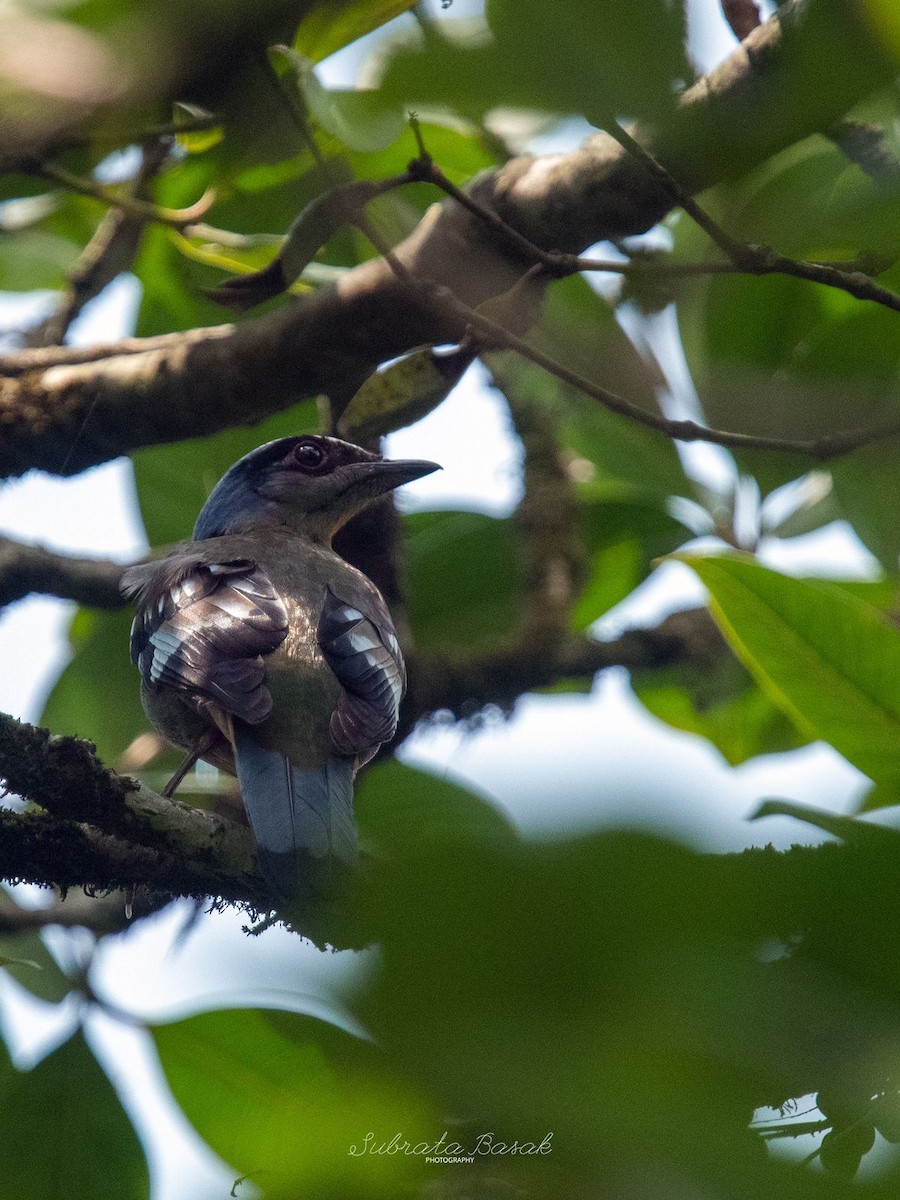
[425, 281, 900, 460]
[0, 713, 372, 944]
[0, 536, 126, 609]
[828, 118, 900, 185]
[489, 353, 588, 643]
[0, 713, 261, 900]
[402, 608, 724, 727]
[415, 136, 900, 321]
[0, 2, 893, 479]
[0, 808, 254, 903]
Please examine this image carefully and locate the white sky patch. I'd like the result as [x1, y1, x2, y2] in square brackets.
[386, 360, 521, 516]
[401, 669, 867, 852]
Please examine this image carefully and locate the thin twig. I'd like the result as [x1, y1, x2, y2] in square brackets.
[260, 49, 412, 281]
[606, 118, 900, 312]
[33, 160, 215, 228]
[181, 225, 284, 249]
[352, 211, 412, 283]
[408, 136, 558, 270]
[411, 140, 900, 314]
[418, 278, 900, 460]
[28, 140, 172, 348]
[606, 120, 750, 262]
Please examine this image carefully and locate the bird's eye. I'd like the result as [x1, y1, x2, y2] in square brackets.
[291, 440, 326, 470]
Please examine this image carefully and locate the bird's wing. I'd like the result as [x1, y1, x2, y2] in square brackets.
[317, 584, 406, 761]
[123, 554, 288, 725]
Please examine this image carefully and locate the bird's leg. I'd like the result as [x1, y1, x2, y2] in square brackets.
[162, 730, 217, 799]
[161, 750, 200, 798]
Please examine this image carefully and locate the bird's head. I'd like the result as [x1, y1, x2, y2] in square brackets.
[193, 435, 440, 542]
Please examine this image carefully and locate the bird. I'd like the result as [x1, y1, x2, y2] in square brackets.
[121, 434, 440, 903]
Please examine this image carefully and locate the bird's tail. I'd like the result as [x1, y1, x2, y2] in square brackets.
[233, 724, 357, 902]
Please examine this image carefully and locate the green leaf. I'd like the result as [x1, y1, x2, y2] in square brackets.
[672, 140, 900, 501]
[752, 798, 896, 845]
[404, 509, 519, 651]
[0, 894, 72, 1005]
[39, 608, 152, 766]
[679, 554, 900, 790]
[830, 437, 900, 570]
[304, 80, 405, 154]
[295, 0, 418, 64]
[873, 1090, 900, 1142]
[353, 828, 900, 1192]
[819, 1124, 875, 1180]
[356, 759, 516, 854]
[338, 344, 476, 441]
[0, 1030, 148, 1199]
[860, 0, 900, 65]
[856, 779, 900, 812]
[561, 393, 689, 495]
[381, 0, 687, 123]
[271, 45, 404, 153]
[825, 576, 900, 613]
[674, 268, 832, 494]
[169, 228, 284, 284]
[134, 221, 227, 337]
[404, 494, 688, 654]
[0, 229, 80, 290]
[350, 118, 498, 183]
[634, 663, 810, 766]
[529, 278, 690, 500]
[574, 497, 690, 626]
[704, 141, 872, 262]
[153, 1008, 435, 1196]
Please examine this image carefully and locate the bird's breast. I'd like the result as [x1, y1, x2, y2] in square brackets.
[248, 589, 341, 766]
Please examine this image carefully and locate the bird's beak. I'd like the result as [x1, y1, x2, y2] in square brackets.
[346, 458, 442, 497]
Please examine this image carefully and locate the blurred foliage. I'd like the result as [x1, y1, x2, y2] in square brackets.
[0, 1029, 149, 1199]
[1, 0, 900, 1196]
[41, 608, 151, 766]
[355, 757, 516, 851]
[380, 0, 688, 124]
[0, 895, 74, 1005]
[153, 1007, 438, 1198]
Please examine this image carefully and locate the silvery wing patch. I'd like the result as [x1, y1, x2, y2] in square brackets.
[317, 585, 406, 762]
[126, 557, 288, 724]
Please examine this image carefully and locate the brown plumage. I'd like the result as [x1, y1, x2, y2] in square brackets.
[122, 435, 439, 901]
